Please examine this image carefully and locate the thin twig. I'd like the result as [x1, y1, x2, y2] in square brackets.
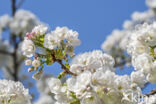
[56, 59, 77, 76]
[51, 53, 77, 76]
[145, 88, 156, 97]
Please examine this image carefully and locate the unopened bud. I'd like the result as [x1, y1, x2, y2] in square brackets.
[32, 73, 41, 80]
[32, 59, 40, 68]
[25, 59, 32, 65]
[28, 67, 34, 72]
[32, 70, 43, 80]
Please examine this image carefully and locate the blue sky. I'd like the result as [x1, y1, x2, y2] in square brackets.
[0, 0, 147, 53]
[0, 0, 155, 101]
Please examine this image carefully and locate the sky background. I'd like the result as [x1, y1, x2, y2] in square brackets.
[0, 0, 155, 101]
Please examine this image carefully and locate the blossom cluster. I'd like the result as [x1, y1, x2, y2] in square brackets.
[2, 0, 156, 104]
[127, 22, 156, 83]
[43, 26, 81, 54]
[146, 0, 156, 9]
[0, 9, 43, 80]
[0, 9, 41, 36]
[34, 75, 55, 104]
[0, 79, 31, 104]
[101, 29, 131, 67]
[101, 0, 156, 68]
[47, 50, 143, 104]
[21, 25, 81, 80]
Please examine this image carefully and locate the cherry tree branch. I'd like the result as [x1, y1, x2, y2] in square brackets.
[114, 58, 131, 68]
[11, 0, 19, 81]
[51, 53, 77, 76]
[12, 0, 16, 16]
[0, 50, 13, 55]
[5, 66, 13, 76]
[56, 59, 77, 76]
[145, 88, 156, 97]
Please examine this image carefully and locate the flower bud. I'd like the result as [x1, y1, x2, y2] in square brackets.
[32, 59, 40, 68]
[32, 70, 42, 80]
[25, 59, 32, 65]
[28, 67, 34, 72]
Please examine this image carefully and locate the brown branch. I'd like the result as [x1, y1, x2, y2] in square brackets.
[56, 59, 77, 76]
[114, 58, 131, 68]
[11, 0, 16, 16]
[12, 38, 19, 81]
[51, 53, 77, 76]
[5, 66, 13, 76]
[11, 0, 19, 81]
[17, 57, 25, 65]
[145, 88, 156, 97]
[8, 0, 24, 81]
[0, 50, 13, 56]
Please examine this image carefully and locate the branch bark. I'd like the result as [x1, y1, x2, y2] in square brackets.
[0, 50, 13, 55]
[11, 0, 16, 16]
[11, 0, 19, 81]
[114, 58, 131, 68]
[51, 53, 77, 76]
[56, 59, 77, 76]
[145, 88, 156, 97]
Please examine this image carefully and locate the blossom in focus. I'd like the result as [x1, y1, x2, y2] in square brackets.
[21, 39, 35, 57]
[127, 22, 156, 83]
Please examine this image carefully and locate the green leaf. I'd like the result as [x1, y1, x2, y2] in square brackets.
[65, 62, 70, 69]
[55, 49, 65, 60]
[57, 71, 66, 79]
[70, 100, 80, 104]
[45, 54, 54, 65]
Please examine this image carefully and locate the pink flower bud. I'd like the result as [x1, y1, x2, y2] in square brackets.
[26, 32, 35, 39]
